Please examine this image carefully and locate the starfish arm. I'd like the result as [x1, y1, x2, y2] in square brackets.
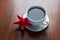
[17, 15, 22, 19]
[24, 18, 27, 20]
[25, 22, 32, 26]
[21, 25, 25, 30]
[13, 22, 20, 24]
[24, 18, 32, 26]
[24, 18, 28, 21]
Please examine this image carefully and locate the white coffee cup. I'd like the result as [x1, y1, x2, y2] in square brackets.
[25, 6, 49, 32]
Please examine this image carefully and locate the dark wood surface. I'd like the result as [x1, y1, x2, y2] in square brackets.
[0, 0, 60, 40]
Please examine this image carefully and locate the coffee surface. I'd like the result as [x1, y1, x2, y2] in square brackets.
[28, 8, 45, 21]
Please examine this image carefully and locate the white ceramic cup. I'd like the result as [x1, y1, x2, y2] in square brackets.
[25, 6, 49, 32]
[27, 6, 46, 25]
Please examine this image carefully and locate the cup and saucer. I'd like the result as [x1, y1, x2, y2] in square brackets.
[23, 6, 49, 32]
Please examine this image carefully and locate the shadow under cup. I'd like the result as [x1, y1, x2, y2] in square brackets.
[26, 6, 47, 32]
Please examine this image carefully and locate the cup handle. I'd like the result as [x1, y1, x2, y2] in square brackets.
[42, 21, 48, 25]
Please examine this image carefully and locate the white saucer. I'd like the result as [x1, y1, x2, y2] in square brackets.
[25, 15, 49, 32]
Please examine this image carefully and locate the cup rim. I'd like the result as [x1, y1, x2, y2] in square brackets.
[27, 6, 46, 22]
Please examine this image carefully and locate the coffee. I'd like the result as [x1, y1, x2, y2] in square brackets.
[28, 8, 45, 21]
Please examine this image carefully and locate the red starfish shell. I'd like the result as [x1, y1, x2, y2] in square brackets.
[13, 15, 32, 30]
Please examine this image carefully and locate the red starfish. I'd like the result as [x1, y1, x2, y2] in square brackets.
[13, 15, 32, 30]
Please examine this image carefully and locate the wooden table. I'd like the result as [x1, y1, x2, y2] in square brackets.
[0, 0, 60, 40]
